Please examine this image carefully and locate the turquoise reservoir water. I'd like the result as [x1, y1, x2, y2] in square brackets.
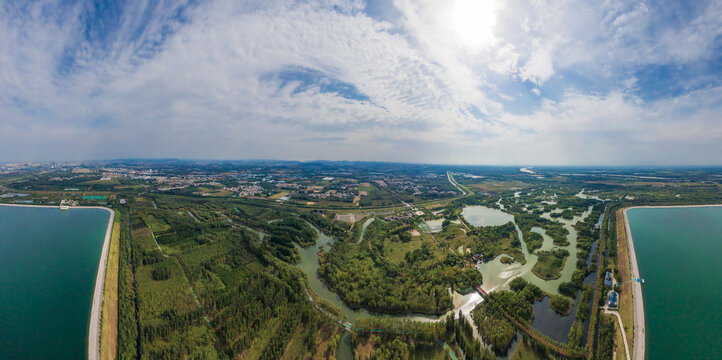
[0, 206, 110, 359]
[626, 206, 722, 360]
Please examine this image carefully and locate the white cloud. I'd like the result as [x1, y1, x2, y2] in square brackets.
[0, 0, 721, 164]
[518, 44, 555, 85]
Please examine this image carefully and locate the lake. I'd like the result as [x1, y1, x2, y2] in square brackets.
[626, 206, 722, 360]
[461, 205, 514, 227]
[0, 205, 110, 360]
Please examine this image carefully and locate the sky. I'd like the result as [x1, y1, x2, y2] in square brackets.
[1, 0, 721, 165]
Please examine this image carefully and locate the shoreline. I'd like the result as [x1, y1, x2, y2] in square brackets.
[0, 203, 114, 360]
[622, 204, 722, 360]
[622, 208, 644, 360]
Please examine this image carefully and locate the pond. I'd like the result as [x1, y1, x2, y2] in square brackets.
[423, 218, 445, 233]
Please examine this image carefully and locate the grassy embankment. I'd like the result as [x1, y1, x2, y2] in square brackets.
[100, 210, 121, 360]
[615, 209, 635, 358]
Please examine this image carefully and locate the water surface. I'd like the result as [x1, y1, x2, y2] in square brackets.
[627, 206, 722, 360]
[422, 218, 445, 233]
[462, 206, 514, 227]
[0, 206, 110, 360]
[477, 207, 592, 295]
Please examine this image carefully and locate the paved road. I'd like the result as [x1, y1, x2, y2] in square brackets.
[603, 307, 631, 360]
[89, 207, 115, 360]
[446, 171, 467, 195]
[623, 208, 645, 360]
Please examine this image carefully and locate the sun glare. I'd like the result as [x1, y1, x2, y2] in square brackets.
[450, 0, 497, 48]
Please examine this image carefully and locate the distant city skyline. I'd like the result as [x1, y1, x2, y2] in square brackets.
[2, 0, 721, 165]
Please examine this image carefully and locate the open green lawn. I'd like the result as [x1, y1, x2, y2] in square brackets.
[383, 234, 432, 265]
[358, 183, 376, 192]
[79, 178, 121, 185]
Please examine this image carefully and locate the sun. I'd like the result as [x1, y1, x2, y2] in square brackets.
[450, 0, 498, 48]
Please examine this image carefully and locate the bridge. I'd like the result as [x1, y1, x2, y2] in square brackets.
[474, 285, 488, 297]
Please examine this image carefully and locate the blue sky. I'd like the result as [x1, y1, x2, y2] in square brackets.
[1, 0, 721, 165]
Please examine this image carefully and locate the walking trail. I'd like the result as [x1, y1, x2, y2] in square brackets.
[603, 306, 631, 360]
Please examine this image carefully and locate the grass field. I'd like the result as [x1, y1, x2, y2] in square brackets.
[469, 180, 532, 192]
[100, 211, 120, 360]
[358, 183, 376, 192]
[80, 178, 121, 185]
[616, 209, 635, 357]
[195, 188, 233, 197]
[145, 214, 171, 233]
[384, 233, 435, 265]
[269, 191, 289, 199]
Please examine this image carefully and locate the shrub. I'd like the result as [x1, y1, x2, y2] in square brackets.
[152, 265, 170, 281]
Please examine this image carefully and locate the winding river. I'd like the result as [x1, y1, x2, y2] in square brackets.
[297, 221, 479, 324]
[289, 204, 595, 357]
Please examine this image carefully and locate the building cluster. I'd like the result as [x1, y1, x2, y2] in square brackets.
[60, 199, 79, 207]
[384, 211, 420, 221]
[0, 161, 61, 171]
[72, 167, 96, 174]
[224, 184, 264, 196]
[49, 176, 77, 181]
[306, 190, 353, 200]
[154, 175, 223, 191]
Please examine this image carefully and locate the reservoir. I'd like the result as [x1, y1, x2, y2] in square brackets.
[0, 205, 110, 360]
[626, 206, 722, 360]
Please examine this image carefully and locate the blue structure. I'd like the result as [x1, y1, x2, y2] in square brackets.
[605, 271, 613, 287]
[608, 290, 618, 308]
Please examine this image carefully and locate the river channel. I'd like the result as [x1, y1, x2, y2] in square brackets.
[290, 204, 594, 357]
[474, 206, 593, 295]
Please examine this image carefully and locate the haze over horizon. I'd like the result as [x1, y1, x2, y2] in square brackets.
[2, 0, 721, 165]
